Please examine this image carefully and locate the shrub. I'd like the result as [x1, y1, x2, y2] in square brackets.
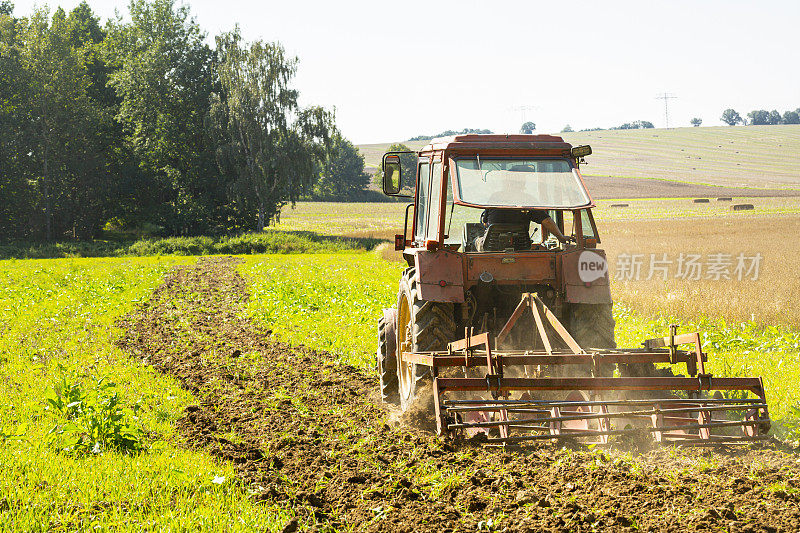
[0, 229, 384, 259]
[44, 371, 145, 456]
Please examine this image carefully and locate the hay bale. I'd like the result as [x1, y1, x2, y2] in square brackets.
[732, 204, 754, 211]
[610, 203, 629, 208]
[717, 197, 732, 201]
[693, 198, 710, 203]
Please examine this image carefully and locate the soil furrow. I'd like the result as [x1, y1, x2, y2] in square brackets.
[117, 257, 800, 532]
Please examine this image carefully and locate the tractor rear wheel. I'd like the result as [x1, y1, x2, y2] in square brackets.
[377, 308, 398, 404]
[568, 303, 616, 350]
[568, 303, 616, 376]
[396, 268, 456, 413]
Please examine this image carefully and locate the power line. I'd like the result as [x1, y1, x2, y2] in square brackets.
[655, 93, 678, 128]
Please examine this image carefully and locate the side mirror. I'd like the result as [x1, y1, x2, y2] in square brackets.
[382, 154, 402, 195]
[571, 145, 592, 158]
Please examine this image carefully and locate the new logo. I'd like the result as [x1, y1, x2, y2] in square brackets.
[578, 250, 608, 284]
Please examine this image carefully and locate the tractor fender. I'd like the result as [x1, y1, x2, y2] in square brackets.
[413, 249, 465, 303]
[561, 249, 612, 304]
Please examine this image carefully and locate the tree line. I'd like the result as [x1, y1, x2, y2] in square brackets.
[721, 107, 800, 126]
[407, 128, 493, 142]
[0, 0, 369, 242]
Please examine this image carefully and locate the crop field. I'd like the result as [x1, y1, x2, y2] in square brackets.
[2, 202, 800, 530]
[359, 125, 800, 189]
[2, 244, 799, 530]
[0, 257, 295, 530]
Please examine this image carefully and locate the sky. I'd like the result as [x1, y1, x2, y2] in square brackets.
[12, 0, 800, 143]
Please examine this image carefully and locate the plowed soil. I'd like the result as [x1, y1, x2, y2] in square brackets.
[117, 257, 800, 532]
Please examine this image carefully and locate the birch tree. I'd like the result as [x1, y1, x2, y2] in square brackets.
[211, 27, 333, 230]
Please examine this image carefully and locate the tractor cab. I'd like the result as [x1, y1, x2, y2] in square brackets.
[383, 134, 599, 256]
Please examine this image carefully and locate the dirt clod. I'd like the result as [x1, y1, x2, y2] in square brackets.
[280, 518, 298, 533]
[117, 257, 800, 532]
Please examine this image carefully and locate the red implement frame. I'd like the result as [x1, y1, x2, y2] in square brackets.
[401, 293, 771, 446]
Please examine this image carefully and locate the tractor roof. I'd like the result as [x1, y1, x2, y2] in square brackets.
[421, 134, 573, 154]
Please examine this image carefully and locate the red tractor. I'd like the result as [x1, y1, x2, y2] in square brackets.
[376, 134, 770, 445]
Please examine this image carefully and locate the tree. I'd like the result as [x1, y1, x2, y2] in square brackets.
[407, 128, 492, 142]
[720, 109, 742, 126]
[613, 120, 654, 130]
[768, 110, 782, 125]
[561, 124, 573, 132]
[313, 133, 369, 200]
[210, 27, 333, 230]
[519, 121, 536, 134]
[747, 110, 770, 125]
[0, 7, 32, 239]
[0, 1, 12, 16]
[105, 0, 221, 235]
[783, 111, 800, 125]
[690, 117, 702, 127]
[15, 7, 108, 240]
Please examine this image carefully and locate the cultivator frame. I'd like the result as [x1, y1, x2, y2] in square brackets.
[406, 293, 771, 446]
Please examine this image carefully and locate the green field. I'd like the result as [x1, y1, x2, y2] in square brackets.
[0, 229, 380, 260]
[358, 125, 800, 188]
[2, 248, 798, 528]
[0, 257, 287, 530]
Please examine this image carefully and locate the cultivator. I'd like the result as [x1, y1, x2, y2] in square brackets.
[411, 294, 771, 446]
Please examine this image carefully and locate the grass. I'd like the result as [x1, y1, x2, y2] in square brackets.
[239, 251, 800, 440]
[0, 257, 287, 530]
[241, 253, 406, 370]
[0, 229, 382, 260]
[358, 125, 800, 188]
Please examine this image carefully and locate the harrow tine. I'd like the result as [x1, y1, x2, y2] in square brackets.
[446, 403, 768, 414]
[488, 433, 770, 445]
[448, 407, 768, 431]
[437, 377, 770, 445]
[444, 397, 766, 406]
[422, 305, 772, 447]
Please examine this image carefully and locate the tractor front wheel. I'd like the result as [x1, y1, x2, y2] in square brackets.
[377, 308, 398, 404]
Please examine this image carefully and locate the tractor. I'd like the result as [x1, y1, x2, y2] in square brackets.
[375, 134, 770, 445]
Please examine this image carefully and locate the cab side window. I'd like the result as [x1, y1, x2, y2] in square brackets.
[414, 162, 430, 242]
[426, 162, 442, 241]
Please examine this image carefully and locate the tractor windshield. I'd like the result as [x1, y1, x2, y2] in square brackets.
[454, 158, 591, 208]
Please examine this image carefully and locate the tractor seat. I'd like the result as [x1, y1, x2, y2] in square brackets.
[462, 223, 485, 252]
[474, 223, 531, 252]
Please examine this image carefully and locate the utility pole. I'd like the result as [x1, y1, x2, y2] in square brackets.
[655, 93, 677, 128]
[508, 105, 537, 130]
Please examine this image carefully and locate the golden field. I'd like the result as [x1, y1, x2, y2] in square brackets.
[277, 201, 800, 328]
[599, 214, 800, 328]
